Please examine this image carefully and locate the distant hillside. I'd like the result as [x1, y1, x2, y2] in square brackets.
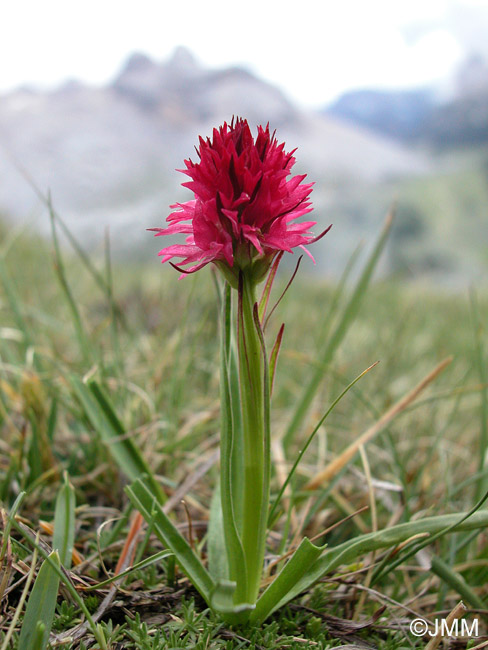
[326, 88, 434, 142]
[423, 86, 488, 149]
[0, 47, 428, 255]
[5, 47, 485, 284]
[325, 56, 488, 150]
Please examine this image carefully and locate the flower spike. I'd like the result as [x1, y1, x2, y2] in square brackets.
[153, 118, 328, 280]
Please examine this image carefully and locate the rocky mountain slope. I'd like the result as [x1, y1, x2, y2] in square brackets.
[326, 56, 488, 148]
[0, 48, 429, 256]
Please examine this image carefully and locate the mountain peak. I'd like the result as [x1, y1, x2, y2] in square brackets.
[165, 46, 199, 70]
[112, 48, 202, 108]
[118, 51, 158, 77]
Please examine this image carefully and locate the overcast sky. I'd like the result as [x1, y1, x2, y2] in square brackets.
[2, 0, 488, 106]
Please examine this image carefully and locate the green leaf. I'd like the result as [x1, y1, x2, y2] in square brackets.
[283, 212, 392, 449]
[251, 537, 325, 624]
[260, 508, 488, 619]
[18, 551, 60, 650]
[52, 473, 76, 569]
[125, 478, 215, 603]
[210, 580, 255, 617]
[70, 376, 165, 505]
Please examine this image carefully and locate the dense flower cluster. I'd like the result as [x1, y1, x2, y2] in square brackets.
[152, 118, 325, 278]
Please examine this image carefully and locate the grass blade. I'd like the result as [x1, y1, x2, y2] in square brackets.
[49, 199, 93, 364]
[12, 519, 108, 649]
[85, 549, 173, 589]
[126, 478, 215, 603]
[52, 473, 76, 569]
[53, 205, 129, 332]
[305, 357, 452, 490]
[0, 533, 38, 650]
[268, 362, 378, 525]
[316, 241, 364, 349]
[0, 257, 33, 350]
[470, 288, 488, 501]
[18, 550, 60, 650]
[283, 211, 393, 450]
[11, 169, 129, 332]
[371, 489, 488, 584]
[70, 376, 165, 504]
[1, 492, 25, 561]
[430, 555, 486, 610]
[104, 229, 124, 374]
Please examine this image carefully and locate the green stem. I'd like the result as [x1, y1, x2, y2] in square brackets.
[238, 272, 270, 603]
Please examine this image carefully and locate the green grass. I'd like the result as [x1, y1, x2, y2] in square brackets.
[328, 152, 488, 282]
[0, 216, 487, 648]
[387, 158, 488, 278]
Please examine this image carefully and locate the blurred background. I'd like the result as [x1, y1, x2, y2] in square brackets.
[1, 0, 487, 285]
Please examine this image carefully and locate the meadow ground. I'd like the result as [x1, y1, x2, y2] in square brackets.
[0, 215, 487, 649]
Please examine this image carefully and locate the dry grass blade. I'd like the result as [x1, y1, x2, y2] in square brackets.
[0, 535, 39, 650]
[288, 602, 387, 644]
[0, 509, 13, 604]
[283, 210, 393, 450]
[424, 600, 466, 650]
[470, 640, 488, 650]
[270, 361, 379, 527]
[163, 449, 219, 515]
[271, 439, 297, 530]
[353, 444, 377, 620]
[305, 357, 453, 490]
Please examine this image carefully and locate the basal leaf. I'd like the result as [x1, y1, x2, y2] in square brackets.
[251, 537, 325, 623]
